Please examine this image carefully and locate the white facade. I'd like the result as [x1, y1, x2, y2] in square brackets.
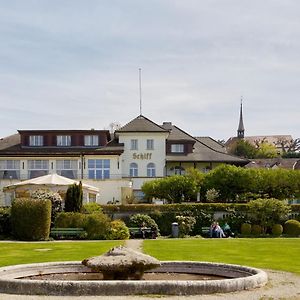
[0, 154, 131, 206]
[118, 132, 169, 193]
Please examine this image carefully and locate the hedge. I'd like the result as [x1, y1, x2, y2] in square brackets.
[11, 198, 51, 241]
[101, 202, 298, 236]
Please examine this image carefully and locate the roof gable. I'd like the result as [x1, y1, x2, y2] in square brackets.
[116, 115, 168, 133]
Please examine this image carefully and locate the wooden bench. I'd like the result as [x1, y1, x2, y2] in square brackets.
[129, 227, 154, 239]
[50, 228, 87, 239]
[201, 226, 211, 237]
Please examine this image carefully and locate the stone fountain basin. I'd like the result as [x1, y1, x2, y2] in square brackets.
[0, 261, 268, 296]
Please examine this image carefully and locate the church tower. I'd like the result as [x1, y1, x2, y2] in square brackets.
[237, 99, 245, 138]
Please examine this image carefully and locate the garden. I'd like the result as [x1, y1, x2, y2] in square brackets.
[0, 165, 299, 279]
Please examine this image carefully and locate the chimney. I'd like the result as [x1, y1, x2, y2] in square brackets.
[162, 122, 172, 130]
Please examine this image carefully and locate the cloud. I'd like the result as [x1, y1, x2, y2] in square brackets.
[0, 0, 299, 140]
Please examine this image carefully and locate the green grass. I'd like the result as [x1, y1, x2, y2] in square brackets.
[0, 241, 123, 267]
[143, 238, 300, 274]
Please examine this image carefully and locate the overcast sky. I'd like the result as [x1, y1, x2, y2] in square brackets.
[1, 0, 299, 141]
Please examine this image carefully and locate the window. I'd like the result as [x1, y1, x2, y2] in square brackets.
[171, 144, 184, 153]
[0, 160, 20, 179]
[174, 166, 185, 175]
[146, 139, 154, 150]
[57, 135, 71, 146]
[84, 135, 99, 146]
[147, 163, 156, 177]
[28, 160, 49, 179]
[129, 162, 138, 177]
[29, 135, 43, 146]
[56, 160, 78, 179]
[88, 159, 110, 179]
[130, 139, 138, 150]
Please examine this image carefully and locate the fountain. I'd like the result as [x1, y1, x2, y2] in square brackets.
[0, 245, 268, 296]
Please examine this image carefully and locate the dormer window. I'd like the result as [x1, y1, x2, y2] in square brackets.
[171, 144, 184, 153]
[29, 135, 43, 146]
[84, 135, 99, 146]
[57, 135, 71, 147]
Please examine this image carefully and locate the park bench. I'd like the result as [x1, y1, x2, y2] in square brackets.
[201, 226, 211, 238]
[50, 228, 87, 239]
[129, 227, 154, 239]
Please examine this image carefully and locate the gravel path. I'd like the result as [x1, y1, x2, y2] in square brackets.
[1, 239, 299, 299]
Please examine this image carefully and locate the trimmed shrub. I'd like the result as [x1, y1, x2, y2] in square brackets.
[11, 198, 51, 241]
[241, 223, 251, 235]
[272, 224, 283, 236]
[0, 207, 11, 237]
[64, 182, 83, 212]
[54, 212, 86, 228]
[82, 203, 103, 214]
[251, 224, 262, 236]
[107, 220, 130, 240]
[129, 214, 159, 232]
[284, 219, 300, 236]
[83, 213, 111, 240]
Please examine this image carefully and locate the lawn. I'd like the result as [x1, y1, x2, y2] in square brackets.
[143, 238, 300, 274]
[0, 240, 123, 267]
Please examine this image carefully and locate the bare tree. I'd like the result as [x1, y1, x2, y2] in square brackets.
[274, 138, 300, 153]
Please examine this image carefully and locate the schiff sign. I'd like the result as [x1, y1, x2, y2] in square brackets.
[132, 153, 152, 160]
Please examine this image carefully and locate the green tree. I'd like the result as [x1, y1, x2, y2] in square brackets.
[256, 141, 279, 158]
[141, 175, 199, 203]
[233, 140, 258, 158]
[64, 182, 83, 212]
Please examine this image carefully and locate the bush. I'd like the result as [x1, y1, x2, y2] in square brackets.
[272, 224, 283, 236]
[284, 219, 300, 236]
[0, 207, 11, 237]
[248, 198, 291, 233]
[107, 219, 130, 240]
[251, 224, 262, 236]
[129, 214, 159, 232]
[83, 213, 111, 240]
[175, 215, 196, 237]
[149, 211, 176, 236]
[54, 212, 86, 228]
[241, 223, 251, 235]
[11, 198, 51, 241]
[82, 202, 103, 214]
[31, 190, 63, 226]
[205, 188, 220, 202]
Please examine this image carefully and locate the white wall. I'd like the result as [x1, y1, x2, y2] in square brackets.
[118, 132, 168, 190]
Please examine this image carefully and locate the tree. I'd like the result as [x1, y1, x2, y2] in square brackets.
[64, 182, 83, 212]
[232, 140, 258, 158]
[141, 174, 200, 203]
[255, 141, 279, 158]
[274, 138, 300, 154]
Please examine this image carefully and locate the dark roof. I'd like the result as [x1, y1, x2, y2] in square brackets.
[161, 123, 195, 142]
[164, 124, 248, 165]
[0, 134, 124, 157]
[0, 134, 20, 150]
[116, 115, 168, 133]
[195, 137, 227, 153]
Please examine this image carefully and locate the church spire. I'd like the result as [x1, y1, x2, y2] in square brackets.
[237, 98, 245, 138]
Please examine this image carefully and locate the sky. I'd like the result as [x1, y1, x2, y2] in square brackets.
[0, 0, 299, 141]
